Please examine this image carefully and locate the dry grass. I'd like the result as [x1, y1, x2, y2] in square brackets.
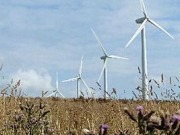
[0, 97, 179, 134]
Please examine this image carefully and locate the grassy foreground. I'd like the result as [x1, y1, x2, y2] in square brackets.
[0, 97, 179, 134]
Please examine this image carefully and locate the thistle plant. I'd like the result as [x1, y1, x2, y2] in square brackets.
[99, 124, 109, 135]
[3, 98, 53, 135]
[143, 110, 180, 135]
[124, 105, 180, 135]
[124, 105, 155, 135]
[155, 110, 180, 135]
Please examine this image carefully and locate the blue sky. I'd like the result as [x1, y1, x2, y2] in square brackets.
[0, 0, 179, 98]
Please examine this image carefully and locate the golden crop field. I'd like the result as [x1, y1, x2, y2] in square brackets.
[0, 97, 179, 135]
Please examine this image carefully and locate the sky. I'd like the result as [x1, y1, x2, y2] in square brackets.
[0, 0, 180, 99]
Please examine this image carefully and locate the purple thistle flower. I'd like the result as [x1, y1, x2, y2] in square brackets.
[99, 124, 109, 135]
[136, 105, 144, 112]
[101, 124, 109, 129]
[173, 114, 180, 122]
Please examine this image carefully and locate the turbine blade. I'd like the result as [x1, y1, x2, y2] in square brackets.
[125, 19, 147, 48]
[79, 56, 83, 75]
[62, 77, 78, 82]
[81, 78, 92, 94]
[140, 0, 148, 17]
[57, 90, 65, 98]
[98, 59, 108, 83]
[108, 55, 128, 60]
[91, 28, 108, 56]
[148, 19, 174, 39]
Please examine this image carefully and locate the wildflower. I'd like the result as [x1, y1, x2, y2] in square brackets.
[99, 124, 109, 135]
[173, 114, 180, 122]
[171, 114, 180, 130]
[101, 124, 109, 129]
[136, 105, 144, 112]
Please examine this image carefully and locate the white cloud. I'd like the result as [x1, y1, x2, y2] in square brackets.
[11, 69, 54, 96]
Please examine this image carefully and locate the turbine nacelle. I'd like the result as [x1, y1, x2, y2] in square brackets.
[62, 56, 92, 98]
[136, 17, 146, 24]
[125, 0, 174, 100]
[126, 1, 174, 48]
[91, 28, 128, 99]
[100, 56, 107, 60]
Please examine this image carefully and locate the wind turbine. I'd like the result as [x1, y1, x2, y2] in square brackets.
[91, 28, 128, 99]
[62, 56, 92, 98]
[48, 72, 65, 98]
[125, 0, 174, 100]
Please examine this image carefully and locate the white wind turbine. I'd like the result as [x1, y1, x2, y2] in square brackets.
[48, 72, 65, 98]
[91, 28, 128, 99]
[125, 0, 174, 100]
[62, 56, 92, 98]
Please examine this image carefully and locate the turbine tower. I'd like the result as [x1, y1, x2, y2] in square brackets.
[91, 28, 128, 99]
[62, 56, 92, 98]
[125, 0, 174, 100]
[48, 72, 65, 98]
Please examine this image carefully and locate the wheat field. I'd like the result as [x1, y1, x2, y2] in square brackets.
[0, 97, 179, 134]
